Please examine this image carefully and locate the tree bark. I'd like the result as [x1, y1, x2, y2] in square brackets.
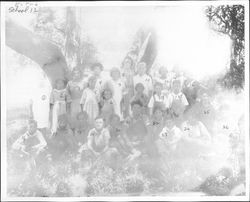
[5, 19, 69, 86]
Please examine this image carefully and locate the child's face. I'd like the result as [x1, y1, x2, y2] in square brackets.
[78, 114, 88, 123]
[56, 80, 65, 90]
[73, 70, 81, 81]
[189, 115, 198, 125]
[111, 71, 120, 81]
[172, 81, 181, 93]
[155, 85, 162, 94]
[166, 119, 174, 129]
[154, 109, 163, 120]
[95, 118, 104, 130]
[89, 78, 96, 89]
[137, 63, 146, 75]
[159, 67, 167, 76]
[192, 81, 199, 89]
[28, 123, 37, 134]
[104, 90, 112, 100]
[123, 59, 132, 70]
[93, 66, 102, 76]
[58, 119, 67, 129]
[136, 85, 144, 94]
[202, 95, 210, 107]
[110, 116, 120, 127]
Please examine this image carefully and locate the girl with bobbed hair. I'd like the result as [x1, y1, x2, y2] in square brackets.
[66, 66, 86, 128]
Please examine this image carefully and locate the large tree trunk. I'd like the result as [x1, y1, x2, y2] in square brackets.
[5, 19, 69, 86]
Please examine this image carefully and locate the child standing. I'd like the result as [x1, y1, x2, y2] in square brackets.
[130, 83, 149, 115]
[168, 79, 189, 119]
[99, 88, 116, 125]
[133, 62, 153, 97]
[107, 67, 125, 119]
[50, 79, 72, 135]
[148, 82, 171, 116]
[91, 63, 105, 102]
[153, 66, 174, 91]
[29, 79, 51, 134]
[80, 76, 99, 124]
[121, 57, 135, 119]
[66, 67, 86, 127]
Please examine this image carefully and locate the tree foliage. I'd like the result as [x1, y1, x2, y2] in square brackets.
[33, 7, 98, 72]
[206, 5, 245, 89]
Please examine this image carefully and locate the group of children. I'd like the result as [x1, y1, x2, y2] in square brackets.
[12, 58, 242, 177]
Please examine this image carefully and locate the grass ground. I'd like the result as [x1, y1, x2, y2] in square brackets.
[5, 107, 246, 197]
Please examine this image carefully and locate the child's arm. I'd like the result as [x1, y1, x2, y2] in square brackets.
[32, 132, 47, 151]
[87, 130, 99, 156]
[65, 90, 72, 113]
[80, 90, 87, 112]
[49, 91, 54, 120]
[147, 76, 153, 98]
[12, 135, 25, 151]
[100, 129, 111, 154]
[181, 93, 189, 107]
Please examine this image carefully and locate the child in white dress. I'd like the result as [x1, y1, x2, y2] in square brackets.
[80, 76, 99, 124]
[91, 63, 105, 102]
[66, 67, 86, 127]
[50, 79, 72, 134]
[99, 87, 116, 125]
[107, 67, 125, 119]
[29, 80, 51, 130]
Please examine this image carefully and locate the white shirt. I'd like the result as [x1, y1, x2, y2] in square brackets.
[169, 92, 189, 107]
[12, 130, 47, 151]
[109, 79, 125, 102]
[133, 74, 153, 96]
[148, 93, 172, 109]
[182, 121, 211, 141]
[159, 125, 182, 144]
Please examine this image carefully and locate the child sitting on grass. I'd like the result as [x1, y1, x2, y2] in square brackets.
[49, 114, 77, 160]
[157, 113, 182, 154]
[12, 119, 47, 169]
[73, 111, 92, 147]
[80, 116, 118, 169]
[108, 114, 141, 162]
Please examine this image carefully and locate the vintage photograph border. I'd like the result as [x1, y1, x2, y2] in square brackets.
[1, 1, 249, 201]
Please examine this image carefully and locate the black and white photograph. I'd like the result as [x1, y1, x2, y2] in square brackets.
[1, 1, 249, 201]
